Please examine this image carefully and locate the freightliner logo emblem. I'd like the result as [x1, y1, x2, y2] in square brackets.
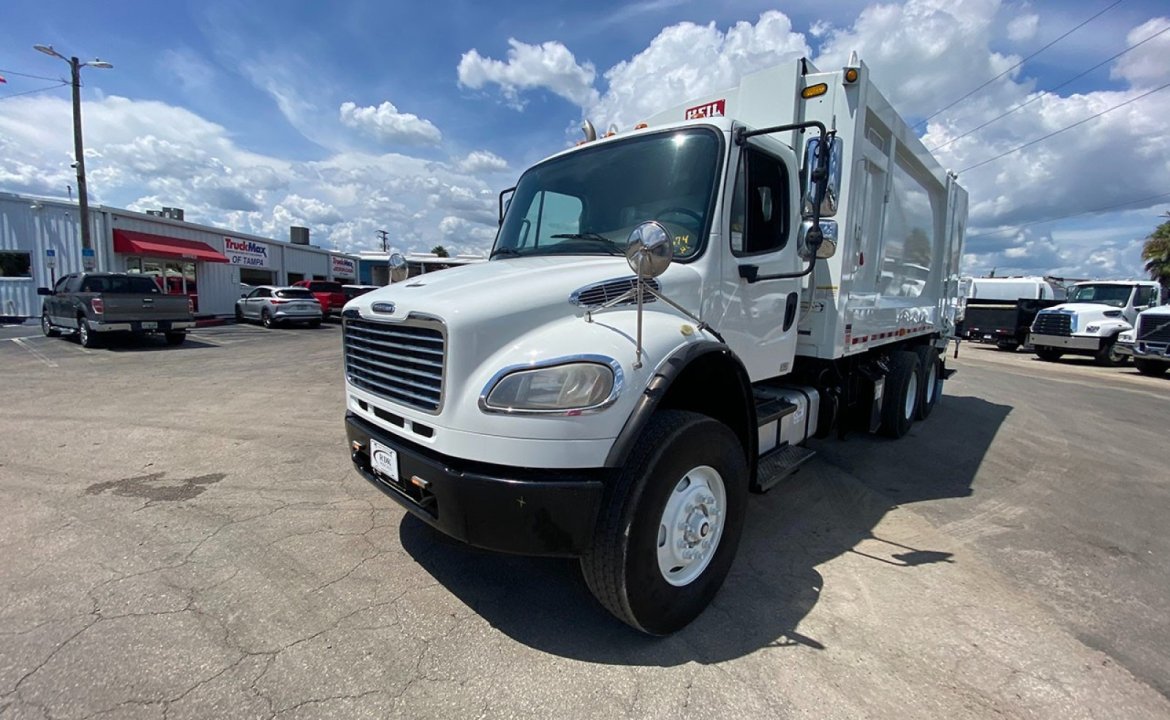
[371, 302, 396, 314]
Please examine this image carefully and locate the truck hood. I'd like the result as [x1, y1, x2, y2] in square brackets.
[1042, 302, 1123, 318]
[346, 255, 703, 331]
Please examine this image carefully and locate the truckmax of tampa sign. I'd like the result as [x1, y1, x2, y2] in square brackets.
[223, 237, 270, 267]
[332, 256, 355, 278]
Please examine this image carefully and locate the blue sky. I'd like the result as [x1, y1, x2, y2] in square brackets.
[2, 0, 1169, 279]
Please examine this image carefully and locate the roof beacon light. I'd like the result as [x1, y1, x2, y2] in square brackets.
[801, 83, 828, 99]
[843, 50, 860, 84]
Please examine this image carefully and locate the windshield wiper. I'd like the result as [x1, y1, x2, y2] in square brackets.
[550, 233, 623, 255]
[489, 247, 523, 259]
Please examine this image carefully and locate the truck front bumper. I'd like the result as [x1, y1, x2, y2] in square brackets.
[345, 413, 604, 557]
[1121, 341, 1170, 360]
[1029, 333, 1099, 351]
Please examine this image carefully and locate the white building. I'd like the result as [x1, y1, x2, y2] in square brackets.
[0, 191, 358, 319]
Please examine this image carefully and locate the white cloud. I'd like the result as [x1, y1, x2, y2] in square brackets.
[1006, 13, 1039, 42]
[589, 12, 810, 131]
[457, 150, 509, 174]
[1110, 17, 1170, 88]
[0, 94, 499, 257]
[339, 101, 442, 146]
[458, 39, 600, 109]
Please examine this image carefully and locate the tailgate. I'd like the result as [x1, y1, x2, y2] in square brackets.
[99, 294, 192, 322]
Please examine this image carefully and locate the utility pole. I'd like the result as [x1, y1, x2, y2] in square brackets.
[376, 230, 389, 253]
[33, 44, 112, 262]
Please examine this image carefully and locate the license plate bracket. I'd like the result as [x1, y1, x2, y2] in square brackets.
[369, 438, 400, 482]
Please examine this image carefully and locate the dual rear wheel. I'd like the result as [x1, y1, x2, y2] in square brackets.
[879, 345, 943, 438]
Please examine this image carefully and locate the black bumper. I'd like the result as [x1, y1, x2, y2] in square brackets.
[345, 413, 604, 557]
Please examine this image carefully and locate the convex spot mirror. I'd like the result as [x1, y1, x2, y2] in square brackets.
[626, 221, 674, 278]
[802, 136, 841, 219]
[799, 219, 838, 260]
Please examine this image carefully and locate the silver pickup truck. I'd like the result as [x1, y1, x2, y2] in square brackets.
[38, 272, 195, 347]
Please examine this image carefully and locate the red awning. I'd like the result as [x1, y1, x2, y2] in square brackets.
[112, 229, 229, 263]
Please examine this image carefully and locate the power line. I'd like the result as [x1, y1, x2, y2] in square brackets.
[930, 22, 1170, 152]
[0, 67, 64, 82]
[913, 0, 1123, 130]
[0, 81, 69, 101]
[957, 80, 1170, 174]
[966, 191, 1170, 241]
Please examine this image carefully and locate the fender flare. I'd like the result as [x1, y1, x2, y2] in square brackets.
[604, 341, 756, 470]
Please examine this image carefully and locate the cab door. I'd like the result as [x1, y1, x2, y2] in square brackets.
[715, 140, 803, 381]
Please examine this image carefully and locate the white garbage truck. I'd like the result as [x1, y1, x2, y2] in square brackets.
[342, 54, 968, 634]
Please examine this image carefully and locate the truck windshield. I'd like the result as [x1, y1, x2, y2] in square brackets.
[493, 128, 722, 260]
[1068, 284, 1132, 307]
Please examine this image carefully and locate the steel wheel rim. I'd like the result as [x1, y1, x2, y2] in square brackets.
[904, 369, 919, 420]
[41, 314, 51, 334]
[656, 465, 726, 587]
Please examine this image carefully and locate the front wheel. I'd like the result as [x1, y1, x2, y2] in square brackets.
[41, 313, 60, 337]
[1035, 346, 1063, 362]
[581, 410, 748, 635]
[1134, 358, 1168, 377]
[235, 306, 244, 323]
[1094, 336, 1127, 367]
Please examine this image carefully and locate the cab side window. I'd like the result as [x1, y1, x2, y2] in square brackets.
[65, 275, 83, 293]
[730, 148, 790, 256]
[53, 275, 71, 293]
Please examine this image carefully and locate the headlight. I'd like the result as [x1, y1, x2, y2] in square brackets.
[1085, 324, 1100, 334]
[1119, 331, 1135, 343]
[481, 357, 621, 414]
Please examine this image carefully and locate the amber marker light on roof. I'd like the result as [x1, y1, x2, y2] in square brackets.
[801, 83, 828, 99]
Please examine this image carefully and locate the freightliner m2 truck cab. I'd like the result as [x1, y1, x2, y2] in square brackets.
[1030, 280, 1161, 366]
[342, 55, 968, 634]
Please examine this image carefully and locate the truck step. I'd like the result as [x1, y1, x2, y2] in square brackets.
[754, 396, 797, 426]
[754, 443, 817, 493]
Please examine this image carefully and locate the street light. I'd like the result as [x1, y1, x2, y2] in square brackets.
[33, 44, 113, 260]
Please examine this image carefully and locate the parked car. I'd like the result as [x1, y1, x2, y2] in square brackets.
[38, 272, 194, 347]
[235, 286, 323, 328]
[342, 284, 380, 301]
[293, 280, 346, 318]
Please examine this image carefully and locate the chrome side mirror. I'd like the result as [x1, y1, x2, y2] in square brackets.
[388, 252, 408, 283]
[802, 136, 841, 218]
[626, 221, 673, 279]
[799, 219, 838, 260]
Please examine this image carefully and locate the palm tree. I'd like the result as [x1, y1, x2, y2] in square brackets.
[1142, 212, 1170, 295]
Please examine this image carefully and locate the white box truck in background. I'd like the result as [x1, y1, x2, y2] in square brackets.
[1030, 280, 1161, 365]
[342, 54, 968, 634]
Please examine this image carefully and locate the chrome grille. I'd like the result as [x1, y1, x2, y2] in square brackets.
[569, 277, 660, 308]
[1139, 315, 1170, 343]
[1032, 312, 1071, 337]
[344, 318, 445, 412]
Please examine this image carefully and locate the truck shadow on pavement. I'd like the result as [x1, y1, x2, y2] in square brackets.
[400, 393, 1011, 666]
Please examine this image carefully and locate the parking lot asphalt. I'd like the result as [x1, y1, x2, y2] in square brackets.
[1, 325, 1169, 719]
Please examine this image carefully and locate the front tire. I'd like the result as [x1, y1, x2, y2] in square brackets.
[1134, 358, 1168, 377]
[1035, 346, 1063, 362]
[41, 313, 60, 337]
[879, 351, 921, 438]
[1094, 336, 1127, 367]
[581, 410, 748, 635]
[235, 306, 244, 323]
